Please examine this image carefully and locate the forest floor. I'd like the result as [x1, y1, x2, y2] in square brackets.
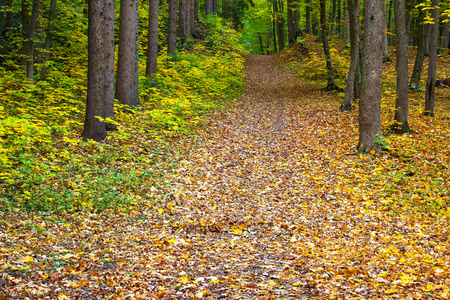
[2, 52, 450, 299]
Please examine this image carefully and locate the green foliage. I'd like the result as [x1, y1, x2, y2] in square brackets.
[0, 10, 244, 213]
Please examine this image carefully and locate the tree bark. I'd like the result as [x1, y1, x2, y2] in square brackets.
[5, 0, 13, 34]
[205, 0, 213, 15]
[358, 0, 385, 153]
[330, 0, 337, 37]
[305, 0, 311, 34]
[274, 0, 285, 51]
[167, 0, 177, 54]
[22, 0, 39, 83]
[287, 0, 295, 44]
[393, 0, 410, 133]
[116, 0, 140, 107]
[341, 0, 359, 111]
[40, 0, 57, 81]
[146, 0, 158, 78]
[82, 0, 112, 142]
[179, 0, 188, 43]
[344, 0, 350, 43]
[0, 0, 4, 38]
[424, 0, 439, 117]
[320, 0, 338, 90]
[410, 5, 425, 90]
[439, 20, 449, 54]
[103, 0, 115, 129]
[382, 0, 391, 62]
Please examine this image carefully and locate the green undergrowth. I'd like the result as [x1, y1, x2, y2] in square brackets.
[0, 15, 245, 213]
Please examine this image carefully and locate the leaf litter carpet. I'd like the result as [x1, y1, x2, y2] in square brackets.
[2, 54, 450, 299]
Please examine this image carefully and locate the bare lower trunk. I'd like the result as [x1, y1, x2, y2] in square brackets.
[392, 0, 410, 133]
[341, 0, 359, 111]
[146, 0, 159, 78]
[287, 0, 295, 44]
[116, 0, 140, 107]
[424, 0, 439, 117]
[40, 0, 57, 81]
[320, 0, 338, 90]
[358, 0, 384, 153]
[167, 0, 177, 54]
[305, 0, 311, 34]
[439, 21, 449, 54]
[103, 0, 115, 129]
[344, 0, 350, 44]
[382, 0, 391, 63]
[410, 6, 425, 90]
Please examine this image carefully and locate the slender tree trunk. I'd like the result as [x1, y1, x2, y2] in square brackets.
[393, 0, 410, 133]
[424, 0, 439, 117]
[305, 0, 311, 34]
[21, 0, 39, 83]
[382, 0, 391, 62]
[387, 0, 392, 45]
[189, 0, 195, 35]
[179, 0, 188, 43]
[287, 0, 295, 44]
[268, 21, 272, 54]
[344, 0, 350, 43]
[103, 0, 115, 129]
[146, 0, 158, 78]
[116, 0, 140, 107]
[330, 0, 337, 37]
[40, 0, 57, 81]
[341, 0, 359, 111]
[337, 0, 342, 38]
[274, 0, 285, 51]
[273, 16, 277, 52]
[293, 0, 300, 34]
[0, 0, 4, 38]
[439, 20, 449, 53]
[167, 0, 177, 54]
[212, 0, 217, 14]
[320, 0, 338, 90]
[424, 23, 431, 56]
[5, 0, 13, 34]
[410, 5, 425, 90]
[358, 0, 385, 153]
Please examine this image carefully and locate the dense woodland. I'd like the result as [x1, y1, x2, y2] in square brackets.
[0, 0, 450, 298]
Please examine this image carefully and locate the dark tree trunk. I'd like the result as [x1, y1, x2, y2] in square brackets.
[341, 0, 359, 111]
[23, 0, 39, 83]
[382, 0, 391, 63]
[273, 16, 277, 53]
[305, 0, 311, 34]
[410, 5, 425, 90]
[146, 0, 158, 78]
[287, 0, 295, 44]
[82, 0, 115, 142]
[179, 0, 189, 43]
[387, 0, 392, 45]
[205, 0, 212, 15]
[344, 0, 350, 43]
[358, 0, 385, 153]
[0, 0, 4, 38]
[424, 23, 431, 56]
[392, 0, 410, 133]
[424, 0, 439, 117]
[320, 0, 338, 90]
[40, 0, 57, 81]
[293, 0, 300, 34]
[330, 0, 337, 37]
[439, 19, 449, 54]
[116, 0, 140, 107]
[167, 0, 176, 54]
[5, 0, 13, 34]
[212, 0, 217, 14]
[337, 0, 342, 38]
[274, 0, 285, 51]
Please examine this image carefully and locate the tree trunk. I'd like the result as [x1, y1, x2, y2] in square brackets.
[82, 0, 114, 142]
[189, 0, 195, 35]
[439, 20, 449, 54]
[146, 0, 158, 78]
[341, 0, 359, 111]
[344, 0, 350, 43]
[116, 0, 140, 107]
[0, 0, 4, 38]
[205, 0, 213, 15]
[382, 0, 391, 62]
[358, 0, 385, 153]
[320, 0, 338, 90]
[274, 0, 285, 51]
[272, 16, 277, 52]
[410, 5, 425, 90]
[40, 0, 57, 81]
[305, 0, 311, 34]
[293, 0, 300, 35]
[5, 0, 13, 34]
[392, 0, 410, 133]
[337, 0, 342, 38]
[424, 0, 439, 117]
[167, 0, 177, 54]
[103, 0, 115, 129]
[424, 23, 431, 56]
[179, 0, 188, 43]
[330, 0, 337, 37]
[21, 0, 39, 83]
[287, 0, 295, 44]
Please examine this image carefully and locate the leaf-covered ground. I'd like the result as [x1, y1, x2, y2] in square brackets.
[1, 52, 450, 299]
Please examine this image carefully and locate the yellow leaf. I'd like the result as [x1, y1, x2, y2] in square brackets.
[179, 276, 189, 283]
[167, 238, 176, 244]
[20, 265, 30, 270]
[20, 256, 33, 263]
[292, 282, 301, 286]
[232, 228, 242, 235]
[385, 289, 398, 294]
[268, 280, 276, 286]
[158, 208, 164, 213]
[195, 291, 205, 298]
[212, 206, 217, 210]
